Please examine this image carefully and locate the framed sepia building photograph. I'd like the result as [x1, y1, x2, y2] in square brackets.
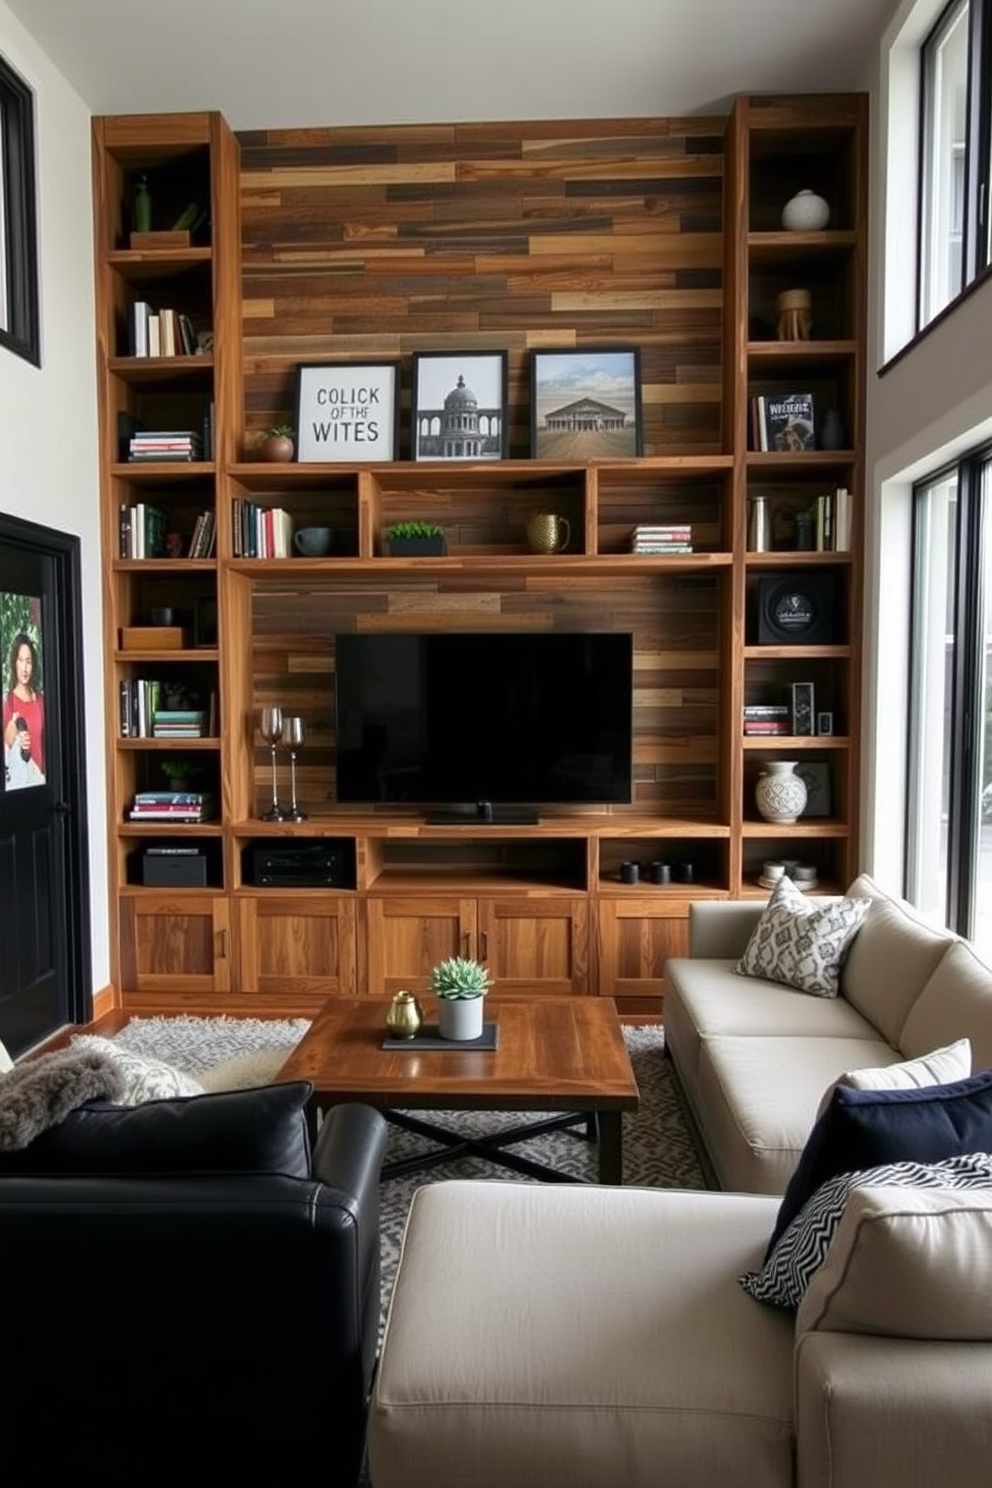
[412, 352, 507, 461]
[530, 348, 642, 458]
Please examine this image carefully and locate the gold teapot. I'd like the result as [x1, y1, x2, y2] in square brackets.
[386, 990, 424, 1039]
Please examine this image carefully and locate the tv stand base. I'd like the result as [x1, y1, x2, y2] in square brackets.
[425, 802, 540, 827]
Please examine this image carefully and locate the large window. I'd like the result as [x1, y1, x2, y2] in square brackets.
[907, 447, 992, 952]
[0, 52, 39, 367]
[918, 0, 992, 329]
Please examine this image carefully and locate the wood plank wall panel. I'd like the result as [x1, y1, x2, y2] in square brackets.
[250, 575, 722, 820]
[238, 119, 724, 458]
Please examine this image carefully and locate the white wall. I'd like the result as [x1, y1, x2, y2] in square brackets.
[0, 0, 109, 999]
[862, 0, 992, 892]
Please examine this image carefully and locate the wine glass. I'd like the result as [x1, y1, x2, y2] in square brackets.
[258, 706, 285, 820]
[283, 715, 307, 821]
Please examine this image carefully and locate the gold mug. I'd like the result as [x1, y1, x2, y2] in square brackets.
[526, 512, 570, 554]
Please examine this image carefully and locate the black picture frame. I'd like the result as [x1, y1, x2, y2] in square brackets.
[795, 761, 832, 818]
[530, 348, 643, 459]
[295, 361, 401, 463]
[790, 681, 815, 736]
[411, 352, 507, 461]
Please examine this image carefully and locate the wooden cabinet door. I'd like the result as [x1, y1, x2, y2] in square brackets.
[233, 895, 358, 998]
[595, 897, 691, 1007]
[365, 896, 477, 994]
[119, 893, 231, 995]
[478, 896, 589, 995]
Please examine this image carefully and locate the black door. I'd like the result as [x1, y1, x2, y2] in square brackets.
[0, 512, 90, 1056]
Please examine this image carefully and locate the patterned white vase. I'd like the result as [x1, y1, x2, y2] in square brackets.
[755, 761, 808, 824]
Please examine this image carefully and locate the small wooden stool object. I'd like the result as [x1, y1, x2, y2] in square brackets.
[776, 288, 812, 340]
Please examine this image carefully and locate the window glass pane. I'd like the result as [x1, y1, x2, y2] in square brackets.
[920, 0, 970, 326]
[907, 473, 958, 924]
[974, 460, 992, 956]
[0, 111, 7, 333]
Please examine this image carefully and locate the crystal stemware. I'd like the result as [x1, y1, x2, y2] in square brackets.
[258, 706, 285, 820]
[283, 715, 307, 821]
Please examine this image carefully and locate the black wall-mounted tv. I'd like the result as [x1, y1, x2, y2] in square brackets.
[334, 632, 633, 818]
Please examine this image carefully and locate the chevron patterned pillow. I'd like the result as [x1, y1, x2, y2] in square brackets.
[736, 873, 870, 997]
[740, 1151, 992, 1309]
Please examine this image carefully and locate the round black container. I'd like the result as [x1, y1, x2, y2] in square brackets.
[620, 860, 640, 884]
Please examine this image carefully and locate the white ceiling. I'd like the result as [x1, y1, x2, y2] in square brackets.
[10, 0, 893, 131]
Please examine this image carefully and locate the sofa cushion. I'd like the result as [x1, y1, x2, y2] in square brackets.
[767, 1068, 992, 1254]
[840, 888, 954, 1047]
[742, 1151, 992, 1310]
[736, 875, 870, 998]
[798, 1180, 992, 1339]
[0, 1081, 313, 1177]
[814, 1038, 973, 1121]
[72, 1033, 205, 1103]
[900, 937, 992, 1070]
[370, 1181, 793, 1488]
[695, 1034, 898, 1195]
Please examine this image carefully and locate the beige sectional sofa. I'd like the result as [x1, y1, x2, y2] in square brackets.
[664, 873, 992, 1193]
[367, 873, 992, 1488]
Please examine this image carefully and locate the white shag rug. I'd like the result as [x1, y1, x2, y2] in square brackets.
[111, 1014, 311, 1092]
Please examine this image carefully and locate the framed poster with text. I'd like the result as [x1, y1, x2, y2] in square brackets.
[295, 361, 400, 462]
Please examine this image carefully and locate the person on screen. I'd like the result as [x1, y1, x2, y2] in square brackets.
[3, 632, 46, 787]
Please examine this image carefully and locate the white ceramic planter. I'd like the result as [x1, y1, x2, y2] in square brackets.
[755, 761, 808, 825]
[437, 995, 485, 1041]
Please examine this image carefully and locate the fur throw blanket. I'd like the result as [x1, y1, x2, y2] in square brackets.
[0, 1047, 124, 1151]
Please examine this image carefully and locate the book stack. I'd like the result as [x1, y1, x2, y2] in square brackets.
[743, 704, 791, 736]
[630, 524, 693, 554]
[131, 303, 200, 359]
[232, 499, 294, 558]
[188, 509, 216, 558]
[129, 791, 215, 822]
[118, 503, 168, 559]
[805, 487, 853, 553]
[152, 708, 209, 739]
[128, 429, 203, 463]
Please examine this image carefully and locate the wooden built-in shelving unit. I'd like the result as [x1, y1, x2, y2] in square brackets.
[92, 96, 867, 1016]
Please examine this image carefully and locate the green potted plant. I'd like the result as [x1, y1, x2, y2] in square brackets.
[430, 956, 492, 1040]
[260, 424, 295, 463]
[384, 520, 447, 557]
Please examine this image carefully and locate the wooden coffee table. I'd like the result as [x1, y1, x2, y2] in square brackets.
[277, 996, 639, 1184]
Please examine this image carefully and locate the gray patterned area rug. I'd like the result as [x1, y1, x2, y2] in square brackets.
[112, 1015, 707, 1299]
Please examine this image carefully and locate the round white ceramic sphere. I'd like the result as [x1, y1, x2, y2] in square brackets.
[781, 189, 830, 232]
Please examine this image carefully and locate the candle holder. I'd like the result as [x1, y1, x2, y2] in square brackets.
[258, 706, 285, 820]
[283, 715, 307, 821]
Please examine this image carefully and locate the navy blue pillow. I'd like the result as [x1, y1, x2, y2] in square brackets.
[766, 1067, 992, 1258]
[0, 1081, 313, 1177]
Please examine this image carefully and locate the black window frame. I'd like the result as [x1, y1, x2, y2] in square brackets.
[0, 52, 40, 368]
[917, 0, 992, 333]
[907, 441, 992, 936]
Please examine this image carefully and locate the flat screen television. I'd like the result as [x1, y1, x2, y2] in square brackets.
[334, 632, 633, 818]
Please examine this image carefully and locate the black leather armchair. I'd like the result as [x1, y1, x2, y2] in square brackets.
[0, 1091, 387, 1488]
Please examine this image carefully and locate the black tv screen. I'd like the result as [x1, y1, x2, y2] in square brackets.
[334, 632, 633, 806]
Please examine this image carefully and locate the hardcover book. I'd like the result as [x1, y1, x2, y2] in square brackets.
[758, 392, 815, 453]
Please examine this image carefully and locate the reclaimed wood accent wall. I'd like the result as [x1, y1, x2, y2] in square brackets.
[238, 117, 727, 819]
[238, 118, 725, 457]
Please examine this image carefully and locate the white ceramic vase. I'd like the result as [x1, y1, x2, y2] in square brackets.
[437, 995, 485, 1041]
[781, 189, 830, 232]
[755, 761, 808, 825]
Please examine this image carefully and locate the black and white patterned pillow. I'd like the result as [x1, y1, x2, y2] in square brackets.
[740, 1151, 992, 1308]
[735, 874, 870, 997]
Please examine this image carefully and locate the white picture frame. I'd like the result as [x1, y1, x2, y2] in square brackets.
[295, 361, 400, 463]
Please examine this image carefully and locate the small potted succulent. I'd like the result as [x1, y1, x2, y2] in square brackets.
[384, 520, 447, 557]
[260, 424, 295, 463]
[430, 956, 492, 1040]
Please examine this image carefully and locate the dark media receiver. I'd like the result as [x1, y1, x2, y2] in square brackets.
[333, 631, 634, 815]
[251, 842, 354, 888]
